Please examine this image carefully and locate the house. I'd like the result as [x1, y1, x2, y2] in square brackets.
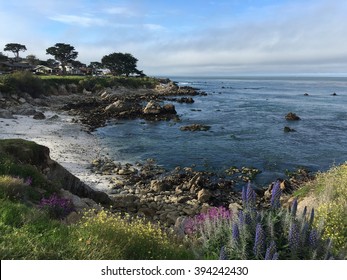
[33, 65, 53, 75]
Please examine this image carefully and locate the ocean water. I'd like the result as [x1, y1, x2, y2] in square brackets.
[96, 76, 347, 186]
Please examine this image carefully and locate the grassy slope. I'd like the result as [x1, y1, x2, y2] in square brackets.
[0, 139, 192, 260]
[293, 163, 347, 256]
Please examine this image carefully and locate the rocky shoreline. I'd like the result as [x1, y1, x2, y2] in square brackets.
[0, 77, 312, 227]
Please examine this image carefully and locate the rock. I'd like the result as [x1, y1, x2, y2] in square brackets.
[284, 126, 296, 132]
[331, 92, 337, 96]
[60, 189, 102, 212]
[65, 211, 83, 224]
[0, 109, 15, 119]
[285, 112, 300, 121]
[150, 179, 171, 192]
[174, 216, 187, 237]
[228, 202, 242, 215]
[111, 194, 138, 208]
[187, 174, 201, 193]
[143, 101, 162, 114]
[182, 207, 195, 216]
[166, 211, 181, 225]
[33, 112, 46, 120]
[304, 93, 309, 96]
[117, 168, 136, 175]
[105, 100, 132, 113]
[138, 207, 156, 217]
[47, 115, 60, 121]
[176, 196, 191, 204]
[180, 124, 211, 131]
[162, 104, 177, 114]
[16, 107, 37, 116]
[178, 97, 194, 103]
[197, 188, 211, 203]
[83, 88, 92, 95]
[18, 97, 26, 104]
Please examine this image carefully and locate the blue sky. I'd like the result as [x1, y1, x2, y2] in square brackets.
[1, 0, 347, 76]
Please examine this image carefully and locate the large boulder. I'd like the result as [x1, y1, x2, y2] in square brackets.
[162, 104, 176, 114]
[33, 112, 46, 120]
[143, 101, 162, 115]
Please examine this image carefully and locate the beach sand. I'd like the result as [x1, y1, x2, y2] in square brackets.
[0, 112, 110, 192]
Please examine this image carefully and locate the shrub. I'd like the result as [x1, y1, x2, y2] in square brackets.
[39, 194, 74, 219]
[0, 199, 72, 259]
[71, 209, 193, 260]
[184, 206, 233, 259]
[312, 165, 347, 256]
[187, 182, 335, 260]
[0, 72, 44, 97]
[0, 176, 27, 200]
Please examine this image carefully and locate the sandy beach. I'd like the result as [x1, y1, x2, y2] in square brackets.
[0, 111, 111, 192]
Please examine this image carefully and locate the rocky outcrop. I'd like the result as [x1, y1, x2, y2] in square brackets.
[105, 100, 133, 113]
[284, 126, 296, 132]
[143, 101, 177, 115]
[180, 124, 211, 131]
[89, 156, 248, 226]
[0, 139, 111, 206]
[285, 112, 301, 121]
[33, 112, 46, 120]
[0, 109, 15, 119]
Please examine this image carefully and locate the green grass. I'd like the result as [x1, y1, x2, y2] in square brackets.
[305, 164, 347, 256]
[0, 72, 159, 97]
[0, 196, 193, 259]
[0, 138, 192, 259]
[1, 139, 345, 259]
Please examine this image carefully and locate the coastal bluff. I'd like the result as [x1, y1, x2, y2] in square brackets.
[0, 139, 111, 206]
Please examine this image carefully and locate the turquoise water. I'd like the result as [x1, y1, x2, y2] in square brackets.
[96, 76, 347, 185]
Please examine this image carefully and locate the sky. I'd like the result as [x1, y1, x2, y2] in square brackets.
[1, 0, 347, 76]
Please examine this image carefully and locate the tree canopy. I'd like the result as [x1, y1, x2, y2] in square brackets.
[46, 43, 78, 75]
[101, 52, 140, 76]
[4, 43, 27, 59]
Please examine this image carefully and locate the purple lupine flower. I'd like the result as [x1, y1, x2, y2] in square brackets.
[265, 240, 277, 260]
[232, 223, 240, 243]
[288, 222, 300, 252]
[291, 198, 298, 217]
[242, 185, 247, 205]
[219, 246, 228, 260]
[309, 229, 318, 248]
[244, 212, 252, 226]
[270, 181, 282, 209]
[253, 223, 265, 257]
[301, 222, 310, 247]
[238, 210, 244, 226]
[242, 183, 256, 208]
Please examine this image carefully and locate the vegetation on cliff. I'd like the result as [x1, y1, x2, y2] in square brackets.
[0, 71, 159, 98]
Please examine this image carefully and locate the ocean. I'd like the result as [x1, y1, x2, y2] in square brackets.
[95, 76, 347, 186]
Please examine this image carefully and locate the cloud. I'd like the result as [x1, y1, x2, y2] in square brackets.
[136, 0, 347, 75]
[104, 6, 138, 17]
[49, 14, 107, 27]
[143, 24, 165, 31]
